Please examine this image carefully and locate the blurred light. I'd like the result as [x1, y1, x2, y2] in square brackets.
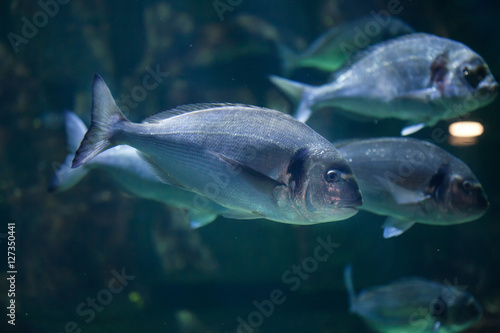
[128, 291, 145, 308]
[449, 121, 484, 137]
[448, 121, 484, 146]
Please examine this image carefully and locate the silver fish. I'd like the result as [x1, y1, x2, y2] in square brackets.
[271, 33, 498, 135]
[51, 111, 228, 228]
[344, 266, 483, 333]
[278, 16, 414, 75]
[72, 75, 362, 225]
[335, 137, 489, 238]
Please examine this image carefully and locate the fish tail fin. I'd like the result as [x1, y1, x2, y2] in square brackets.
[343, 265, 356, 313]
[268, 75, 313, 122]
[49, 111, 91, 191]
[276, 42, 298, 76]
[72, 74, 128, 168]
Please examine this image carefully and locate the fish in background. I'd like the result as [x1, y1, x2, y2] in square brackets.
[277, 16, 414, 75]
[151, 207, 218, 275]
[344, 266, 483, 333]
[335, 137, 489, 238]
[72, 75, 362, 225]
[51, 111, 228, 228]
[271, 33, 498, 135]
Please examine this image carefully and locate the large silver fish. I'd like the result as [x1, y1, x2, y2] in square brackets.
[335, 137, 489, 238]
[51, 111, 228, 227]
[344, 266, 483, 333]
[72, 75, 362, 224]
[278, 16, 414, 75]
[271, 33, 498, 135]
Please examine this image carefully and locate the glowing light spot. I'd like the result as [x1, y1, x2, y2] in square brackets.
[449, 121, 484, 138]
[128, 291, 145, 308]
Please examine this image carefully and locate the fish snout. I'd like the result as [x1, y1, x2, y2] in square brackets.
[476, 186, 490, 210]
[477, 80, 498, 99]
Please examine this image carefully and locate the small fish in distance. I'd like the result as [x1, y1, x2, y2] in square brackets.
[344, 266, 483, 333]
[271, 33, 498, 135]
[51, 111, 228, 228]
[335, 137, 489, 238]
[277, 16, 414, 75]
[72, 75, 362, 225]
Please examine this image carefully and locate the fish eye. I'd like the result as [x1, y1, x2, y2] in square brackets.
[462, 180, 473, 191]
[325, 170, 339, 182]
[463, 66, 488, 89]
[430, 297, 447, 316]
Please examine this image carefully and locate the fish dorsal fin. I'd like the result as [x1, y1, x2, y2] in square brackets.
[142, 103, 258, 123]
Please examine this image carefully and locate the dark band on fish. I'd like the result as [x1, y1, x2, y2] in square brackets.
[287, 147, 311, 195]
[431, 51, 449, 93]
[426, 163, 449, 201]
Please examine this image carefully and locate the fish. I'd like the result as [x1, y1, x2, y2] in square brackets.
[277, 16, 414, 75]
[270, 33, 498, 135]
[71, 75, 362, 225]
[51, 111, 229, 228]
[335, 137, 489, 238]
[344, 266, 483, 333]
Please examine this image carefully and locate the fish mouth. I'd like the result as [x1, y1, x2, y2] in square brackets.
[477, 81, 498, 98]
[334, 196, 363, 209]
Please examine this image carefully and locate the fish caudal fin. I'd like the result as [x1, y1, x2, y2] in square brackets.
[268, 75, 312, 122]
[49, 111, 90, 192]
[343, 265, 356, 313]
[276, 42, 298, 76]
[72, 74, 128, 168]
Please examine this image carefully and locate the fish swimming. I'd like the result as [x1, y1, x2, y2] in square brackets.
[72, 75, 362, 225]
[51, 111, 229, 228]
[271, 33, 498, 135]
[335, 137, 489, 238]
[277, 16, 414, 75]
[344, 266, 483, 333]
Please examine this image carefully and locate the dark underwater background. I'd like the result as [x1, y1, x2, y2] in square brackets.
[1, 0, 500, 332]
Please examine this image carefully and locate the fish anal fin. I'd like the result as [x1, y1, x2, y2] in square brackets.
[222, 209, 265, 220]
[188, 210, 219, 229]
[382, 216, 416, 238]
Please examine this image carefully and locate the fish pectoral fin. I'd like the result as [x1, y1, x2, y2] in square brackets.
[382, 217, 416, 238]
[375, 176, 431, 205]
[137, 152, 188, 189]
[401, 123, 425, 136]
[432, 320, 441, 333]
[223, 209, 266, 220]
[209, 151, 285, 195]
